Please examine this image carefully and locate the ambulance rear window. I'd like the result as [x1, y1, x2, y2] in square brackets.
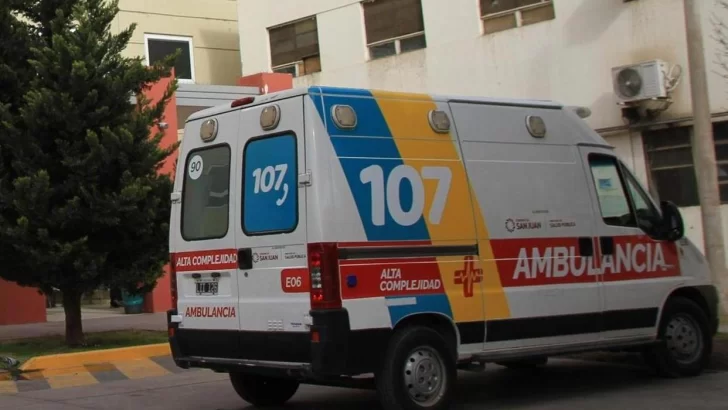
[181, 144, 231, 241]
[242, 133, 298, 235]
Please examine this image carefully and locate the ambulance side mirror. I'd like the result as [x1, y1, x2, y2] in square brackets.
[660, 201, 684, 242]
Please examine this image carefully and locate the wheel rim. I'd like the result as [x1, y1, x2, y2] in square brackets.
[664, 313, 703, 365]
[403, 346, 446, 406]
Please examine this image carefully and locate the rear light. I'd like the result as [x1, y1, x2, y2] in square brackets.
[307, 242, 341, 310]
[169, 256, 178, 310]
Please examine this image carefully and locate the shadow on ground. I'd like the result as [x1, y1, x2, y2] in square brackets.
[243, 360, 673, 410]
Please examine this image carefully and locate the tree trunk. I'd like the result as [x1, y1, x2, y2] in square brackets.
[62, 289, 85, 347]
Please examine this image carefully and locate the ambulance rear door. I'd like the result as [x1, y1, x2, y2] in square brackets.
[172, 109, 241, 359]
[234, 96, 310, 362]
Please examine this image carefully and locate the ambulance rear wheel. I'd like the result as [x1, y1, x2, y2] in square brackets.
[376, 326, 456, 410]
[229, 373, 299, 407]
[643, 296, 712, 378]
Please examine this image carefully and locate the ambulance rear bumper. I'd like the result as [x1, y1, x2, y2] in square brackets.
[166, 308, 390, 378]
[175, 356, 313, 379]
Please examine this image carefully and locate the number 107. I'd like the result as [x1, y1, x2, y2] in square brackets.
[360, 164, 452, 227]
[252, 164, 289, 206]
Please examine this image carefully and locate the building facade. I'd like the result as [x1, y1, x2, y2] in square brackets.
[115, 0, 250, 141]
[116, 0, 242, 86]
[237, 0, 728, 259]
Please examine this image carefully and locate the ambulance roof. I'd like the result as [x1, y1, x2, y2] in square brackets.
[185, 86, 609, 148]
[186, 86, 563, 123]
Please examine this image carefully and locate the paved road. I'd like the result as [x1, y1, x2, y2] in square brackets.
[2, 358, 727, 410]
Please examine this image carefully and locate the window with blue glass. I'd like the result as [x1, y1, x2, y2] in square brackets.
[243, 133, 298, 235]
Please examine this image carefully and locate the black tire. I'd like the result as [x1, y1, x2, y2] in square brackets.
[375, 326, 457, 410]
[496, 356, 548, 369]
[229, 373, 300, 407]
[643, 296, 712, 378]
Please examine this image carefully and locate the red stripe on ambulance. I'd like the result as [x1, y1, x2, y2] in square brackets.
[601, 235, 680, 282]
[173, 249, 238, 272]
[340, 257, 443, 299]
[491, 235, 680, 287]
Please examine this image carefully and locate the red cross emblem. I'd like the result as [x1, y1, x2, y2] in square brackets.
[454, 256, 483, 298]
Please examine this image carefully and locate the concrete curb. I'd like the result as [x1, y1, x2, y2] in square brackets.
[19, 343, 171, 375]
[1, 354, 193, 395]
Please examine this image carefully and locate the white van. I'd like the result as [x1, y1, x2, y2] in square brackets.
[167, 86, 719, 410]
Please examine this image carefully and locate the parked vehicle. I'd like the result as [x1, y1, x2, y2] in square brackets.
[166, 86, 719, 410]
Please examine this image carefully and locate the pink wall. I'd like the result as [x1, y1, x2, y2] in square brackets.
[238, 72, 293, 94]
[0, 279, 46, 325]
[143, 71, 178, 314]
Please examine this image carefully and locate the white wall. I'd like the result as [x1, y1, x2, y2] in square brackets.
[238, 0, 728, 130]
[237, 0, 728, 258]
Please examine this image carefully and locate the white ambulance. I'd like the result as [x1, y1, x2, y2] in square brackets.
[167, 86, 719, 410]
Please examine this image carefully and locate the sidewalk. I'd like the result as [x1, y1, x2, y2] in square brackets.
[0, 309, 166, 342]
[1, 309, 171, 395]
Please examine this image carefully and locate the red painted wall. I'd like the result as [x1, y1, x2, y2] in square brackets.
[143, 71, 178, 314]
[238, 72, 293, 94]
[0, 279, 46, 325]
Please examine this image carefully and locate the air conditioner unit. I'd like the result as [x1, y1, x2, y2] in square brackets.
[611, 59, 670, 104]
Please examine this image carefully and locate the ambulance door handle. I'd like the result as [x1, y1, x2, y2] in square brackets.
[578, 237, 593, 257]
[238, 248, 253, 270]
[599, 237, 615, 256]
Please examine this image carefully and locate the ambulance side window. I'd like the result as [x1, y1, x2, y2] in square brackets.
[621, 162, 662, 236]
[181, 144, 231, 241]
[588, 155, 637, 228]
[242, 133, 298, 235]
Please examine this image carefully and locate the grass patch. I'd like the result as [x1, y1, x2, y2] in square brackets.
[0, 330, 168, 365]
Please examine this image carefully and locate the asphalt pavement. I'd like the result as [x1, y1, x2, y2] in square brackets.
[2, 358, 727, 410]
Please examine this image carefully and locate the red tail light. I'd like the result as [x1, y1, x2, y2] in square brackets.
[169, 255, 178, 311]
[231, 96, 255, 108]
[307, 243, 341, 310]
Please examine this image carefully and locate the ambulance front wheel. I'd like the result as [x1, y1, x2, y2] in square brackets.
[643, 296, 712, 378]
[376, 326, 457, 410]
[229, 373, 299, 407]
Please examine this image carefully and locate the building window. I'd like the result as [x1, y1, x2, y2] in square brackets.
[145, 34, 195, 83]
[363, 0, 427, 60]
[642, 121, 728, 207]
[479, 0, 555, 35]
[269, 17, 321, 77]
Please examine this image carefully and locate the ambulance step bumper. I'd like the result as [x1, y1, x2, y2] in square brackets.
[175, 356, 313, 378]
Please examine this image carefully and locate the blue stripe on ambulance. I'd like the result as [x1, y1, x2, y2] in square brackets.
[386, 295, 453, 325]
[308, 87, 431, 242]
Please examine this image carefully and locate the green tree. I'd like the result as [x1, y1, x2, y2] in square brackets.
[0, 0, 178, 346]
